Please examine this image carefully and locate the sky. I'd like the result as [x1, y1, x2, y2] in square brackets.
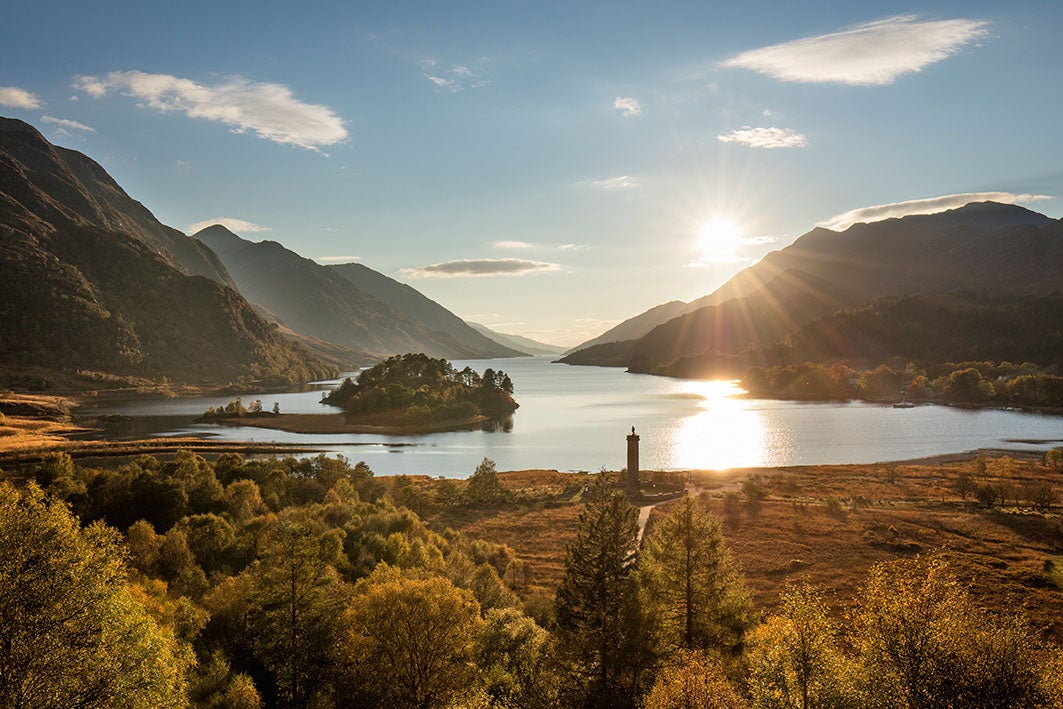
[2, 1, 1062, 346]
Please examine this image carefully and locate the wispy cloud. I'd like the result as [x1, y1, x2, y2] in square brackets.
[187, 217, 271, 235]
[420, 58, 487, 91]
[722, 15, 989, 85]
[579, 175, 639, 190]
[401, 258, 561, 278]
[315, 255, 361, 263]
[558, 243, 587, 251]
[72, 70, 347, 151]
[614, 96, 641, 116]
[718, 126, 807, 149]
[0, 86, 42, 109]
[819, 192, 1053, 231]
[493, 240, 534, 249]
[40, 114, 95, 133]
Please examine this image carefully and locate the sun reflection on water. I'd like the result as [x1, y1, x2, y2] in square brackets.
[664, 380, 767, 470]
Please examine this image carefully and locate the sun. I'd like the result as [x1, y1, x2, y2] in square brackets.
[697, 218, 743, 261]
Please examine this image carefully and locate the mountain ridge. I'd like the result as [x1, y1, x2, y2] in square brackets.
[0, 117, 330, 389]
[563, 202, 1063, 370]
[195, 226, 525, 361]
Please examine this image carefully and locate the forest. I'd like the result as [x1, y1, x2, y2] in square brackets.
[1, 451, 1061, 708]
[321, 353, 517, 426]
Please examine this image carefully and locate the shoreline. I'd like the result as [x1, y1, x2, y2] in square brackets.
[197, 411, 502, 436]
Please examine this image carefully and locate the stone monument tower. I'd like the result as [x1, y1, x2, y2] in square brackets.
[626, 426, 640, 490]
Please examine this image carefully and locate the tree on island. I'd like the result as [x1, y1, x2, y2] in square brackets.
[322, 353, 518, 426]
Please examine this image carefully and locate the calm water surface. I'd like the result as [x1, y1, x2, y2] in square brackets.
[75, 356, 1063, 478]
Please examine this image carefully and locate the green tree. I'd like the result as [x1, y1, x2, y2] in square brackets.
[248, 521, 347, 707]
[942, 368, 994, 403]
[644, 651, 746, 709]
[849, 556, 1058, 708]
[0, 482, 189, 708]
[475, 607, 555, 708]
[638, 495, 754, 658]
[555, 478, 652, 707]
[747, 585, 853, 709]
[466, 457, 510, 504]
[343, 565, 483, 708]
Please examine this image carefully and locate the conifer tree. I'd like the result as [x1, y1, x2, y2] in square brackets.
[638, 494, 754, 659]
[555, 478, 652, 707]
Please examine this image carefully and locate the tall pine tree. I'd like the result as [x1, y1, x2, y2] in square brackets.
[638, 495, 753, 660]
[554, 478, 652, 707]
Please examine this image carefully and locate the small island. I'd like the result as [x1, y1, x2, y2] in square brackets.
[199, 353, 518, 435]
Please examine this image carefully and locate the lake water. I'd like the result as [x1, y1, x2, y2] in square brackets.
[75, 356, 1063, 478]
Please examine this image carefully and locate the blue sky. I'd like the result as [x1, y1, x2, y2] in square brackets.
[3, 1, 1061, 345]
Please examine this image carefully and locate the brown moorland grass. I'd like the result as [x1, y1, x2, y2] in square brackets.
[428, 457, 1063, 643]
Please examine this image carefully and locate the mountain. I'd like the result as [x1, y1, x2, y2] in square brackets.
[0, 118, 330, 388]
[654, 292, 1063, 379]
[194, 227, 523, 361]
[466, 322, 565, 355]
[0, 119, 231, 285]
[563, 202, 1063, 369]
[326, 262, 526, 358]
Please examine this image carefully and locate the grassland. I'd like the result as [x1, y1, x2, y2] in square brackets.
[0, 393, 323, 466]
[427, 456, 1063, 643]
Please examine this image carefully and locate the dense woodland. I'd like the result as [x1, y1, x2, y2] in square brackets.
[1, 452, 1061, 707]
[322, 353, 517, 425]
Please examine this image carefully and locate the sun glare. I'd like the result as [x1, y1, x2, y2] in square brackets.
[697, 218, 743, 261]
[666, 380, 768, 470]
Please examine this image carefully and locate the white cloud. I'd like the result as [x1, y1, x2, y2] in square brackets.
[493, 241, 534, 249]
[72, 70, 347, 151]
[186, 217, 271, 235]
[0, 86, 42, 109]
[718, 126, 807, 149]
[421, 59, 486, 91]
[315, 255, 361, 263]
[558, 243, 587, 251]
[614, 96, 641, 116]
[722, 15, 989, 85]
[742, 235, 779, 246]
[40, 114, 95, 133]
[401, 258, 561, 278]
[819, 192, 1053, 231]
[579, 175, 639, 190]
[425, 74, 459, 90]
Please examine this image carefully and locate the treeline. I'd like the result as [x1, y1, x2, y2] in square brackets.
[2, 455, 1061, 707]
[740, 360, 1063, 408]
[322, 353, 517, 425]
[641, 293, 1063, 404]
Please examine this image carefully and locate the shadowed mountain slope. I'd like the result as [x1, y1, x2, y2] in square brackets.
[563, 202, 1063, 369]
[195, 227, 523, 360]
[0, 118, 329, 388]
[326, 262, 526, 358]
[0, 117, 231, 284]
[654, 292, 1063, 379]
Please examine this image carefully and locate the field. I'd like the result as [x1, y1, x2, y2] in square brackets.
[432, 456, 1063, 642]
